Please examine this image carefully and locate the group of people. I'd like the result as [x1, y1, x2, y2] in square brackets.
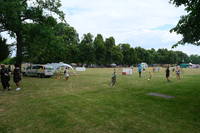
[1, 63, 182, 90]
[55, 67, 70, 80]
[166, 66, 181, 82]
[0, 64, 22, 91]
[111, 65, 182, 86]
[138, 65, 181, 82]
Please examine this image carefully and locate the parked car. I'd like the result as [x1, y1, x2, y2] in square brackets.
[24, 65, 54, 78]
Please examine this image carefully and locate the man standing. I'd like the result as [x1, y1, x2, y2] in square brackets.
[0, 64, 10, 91]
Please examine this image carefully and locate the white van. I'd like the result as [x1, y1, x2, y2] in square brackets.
[25, 65, 54, 78]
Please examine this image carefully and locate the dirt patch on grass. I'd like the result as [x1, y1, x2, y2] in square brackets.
[147, 92, 175, 99]
[0, 108, 5, 112]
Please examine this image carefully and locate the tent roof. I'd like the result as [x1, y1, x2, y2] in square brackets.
[46, 63, 73, 70]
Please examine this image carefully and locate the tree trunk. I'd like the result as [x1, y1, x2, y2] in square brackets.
[16, 31, 23, 66]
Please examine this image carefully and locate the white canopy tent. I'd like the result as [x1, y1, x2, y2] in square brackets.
[46, 62, 74, 72]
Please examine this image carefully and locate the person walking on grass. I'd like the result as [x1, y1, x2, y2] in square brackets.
[176, 65, 181, 80]
[0, 64, 11, 91]
[111, 69, 116, 86]
[148, 70, 152, 80]
[13, 64, 22, 91]
[64, 67, 69, 80]
[166, 66, 170, 82]
[138, 64, 142, 78]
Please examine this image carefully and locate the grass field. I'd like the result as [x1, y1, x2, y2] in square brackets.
[0, 68, 200, 133]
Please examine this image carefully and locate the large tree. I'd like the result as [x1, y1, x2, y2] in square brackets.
[0, 37, 10, 62]
[0, 0, 65, 65]
[79, 33, 95, 65]
[190, 55, 200, 64]
[54, 23, 79, 63]
[22, 21, 69, 64]
[120, 44, 137, 65]
[112, 45, 123, 65]
[93, 34, 106, 65]
[105, 37, 115, 65]
[170, 0, 200, 47]
[135, 47, 149, 64]
[147, 48, 158, 64]
[174, 51, 190, 64]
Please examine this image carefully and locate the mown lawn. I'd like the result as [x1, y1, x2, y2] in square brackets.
[0, 68, 200, 133]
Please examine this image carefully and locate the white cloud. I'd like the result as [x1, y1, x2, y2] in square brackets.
[60, 0, 200, 55]
[61, 0, 183, 32]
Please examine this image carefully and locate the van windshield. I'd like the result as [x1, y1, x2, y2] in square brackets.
[32, 66, 43, 69]
[45, 67, 53, 71]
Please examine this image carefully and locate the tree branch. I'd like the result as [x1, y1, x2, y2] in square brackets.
[0, 26, 7, 33]
[21, 0, 27, 5]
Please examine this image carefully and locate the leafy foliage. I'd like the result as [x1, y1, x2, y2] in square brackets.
[190, 55, 200, 64]
[0, 0, 65, 64]
[170, 0, 200, 47]
[22, 21, 79, 64]
[105, 37, 115, 65]
[94, 34, 106, 65]
[0, 37, 10, 62]
[79, 33, 95, 65]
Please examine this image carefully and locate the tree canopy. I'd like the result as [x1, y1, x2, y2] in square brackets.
[0, 0, 65, 65]
[170, 0, 200, 47]
[0, 37, 10, 62]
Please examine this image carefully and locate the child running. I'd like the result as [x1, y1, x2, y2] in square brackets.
[64, 67, 69, 80]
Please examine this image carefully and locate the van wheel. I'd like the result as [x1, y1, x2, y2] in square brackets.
[37, 74, 41, 78]
[40, 74, 45, 78]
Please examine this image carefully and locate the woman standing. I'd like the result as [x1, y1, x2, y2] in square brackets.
[176, 66, 181, 80]
[166, 66, 170, 82]
[13, 64, 22, 91]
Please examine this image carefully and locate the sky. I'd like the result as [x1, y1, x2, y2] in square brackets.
[60, 0, 200, 55]
[2, 0, 199, 56]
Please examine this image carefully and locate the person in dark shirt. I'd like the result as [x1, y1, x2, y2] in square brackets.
[13, 64, 22, 91]
[166, 66, 170, 82]
[111, 69, 116, 86]
[0, 64, 10, 91]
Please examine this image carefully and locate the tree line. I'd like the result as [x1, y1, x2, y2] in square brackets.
[1, 21, 200, 65]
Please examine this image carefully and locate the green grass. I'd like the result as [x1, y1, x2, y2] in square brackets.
[0, 68, 200, 133]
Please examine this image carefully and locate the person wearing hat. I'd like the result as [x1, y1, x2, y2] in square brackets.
[0, 64, 11, 91]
